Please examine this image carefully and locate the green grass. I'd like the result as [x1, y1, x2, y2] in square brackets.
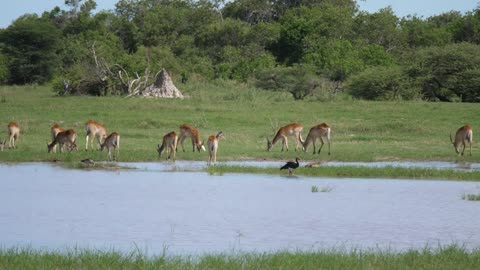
[207, 165, 480, 181]
[0, 246, 479, 270]
[462, 193, 480, 201]
[0, 83, 479, 165]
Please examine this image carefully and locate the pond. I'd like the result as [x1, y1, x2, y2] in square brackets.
[0, 162, 479, 255]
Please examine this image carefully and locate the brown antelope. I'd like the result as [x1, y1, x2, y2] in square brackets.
[178, 124, 206, 152]
[0, 138, 6, 151]
[267, 123, 303, 152]
[47, 129, 77, 153]
[7, 122, 20, 149]
[300, 123, 331, 155]
[157, 131, 178, 160]
[450, 125, 473, 156]
[50, 124, 65, 153]
[207, 131, 225, 166]
[101, 132, 120, 161]
[85, 120, 107, 151]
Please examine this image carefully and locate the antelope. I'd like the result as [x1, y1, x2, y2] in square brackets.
[101, 132, 120, 161]
[0, 138, 6, 151]
[450, 125, 473, 156]
[47, 129, 77, 153]
[7, 122, 20, 149]
[157, 131, 178, 160]
[85, 120, 107, 151]
[50, 124, 65, 153]
[207, 131, 225, 166]
[178, 124, 206, 152]
[267, 123, 303, 152]
[300, 123, 331, 155]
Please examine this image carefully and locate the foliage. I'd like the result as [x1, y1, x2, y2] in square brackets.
[0, 0, 480, 102]
[347, 66, 418, 100]
[1, 85, 480, 163]
[0, 15, 61, 84]
[407, 43, 480, 102]
[255, 65, 321, 100]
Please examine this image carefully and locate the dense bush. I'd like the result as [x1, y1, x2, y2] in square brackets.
[0, 0, 480, 102]
[347, 66, 419, 100]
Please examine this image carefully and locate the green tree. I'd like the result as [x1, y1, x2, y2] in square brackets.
[0, 15, 61, 84]
[353, 7, 402, 51]
[256, 65, 321, 100]
[407, 43, 480, 102]
[347, 66, 417, 100]
[275, 3, 354, 64]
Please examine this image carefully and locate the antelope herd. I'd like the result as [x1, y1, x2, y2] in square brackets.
[0, 121, 475, 163]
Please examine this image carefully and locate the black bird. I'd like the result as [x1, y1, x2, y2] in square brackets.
[280, 157, 300, 175]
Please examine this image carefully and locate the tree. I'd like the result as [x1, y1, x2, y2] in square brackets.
[407, 43, 480, 102]
[0, 15, 61, 84]
[347, 66, 418, 100]
[256, 65, 321, 100]
[353, 7, 401, 51]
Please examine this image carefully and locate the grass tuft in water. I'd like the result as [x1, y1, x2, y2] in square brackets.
[462, 193, 480, 201]
[207, 165, 480, 181]
[311, 185, 319, 192]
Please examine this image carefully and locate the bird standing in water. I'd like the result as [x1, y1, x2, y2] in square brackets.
[280, 157, 300, 175]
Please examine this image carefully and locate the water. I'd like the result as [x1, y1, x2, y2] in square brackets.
[123, 160, 480, 172]
[0, 163, 479, 255]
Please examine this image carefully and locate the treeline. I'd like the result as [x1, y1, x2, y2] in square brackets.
[0, 0, 480, 101]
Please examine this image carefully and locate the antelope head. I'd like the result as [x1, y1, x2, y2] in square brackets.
[450, 133, 460, 154]
[197, 141, 206, 152]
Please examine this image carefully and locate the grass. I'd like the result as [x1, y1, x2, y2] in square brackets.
[0, 246, 479, 270]
[462, 193, 480, 201]
[0, 83, 479, 175]
[207, 165, 480, 181]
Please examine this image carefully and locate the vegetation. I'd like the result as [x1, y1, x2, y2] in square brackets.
[462, 193, 480, 201]
[0, 246, 479, 270]
[0, 85, 479, 165]
[0, 0, 479, 101]
[207, 165, 480, 181]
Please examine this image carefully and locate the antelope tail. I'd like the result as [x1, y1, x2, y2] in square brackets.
[449, 133, 454, 144]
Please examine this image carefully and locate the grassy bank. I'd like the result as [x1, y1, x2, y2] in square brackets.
[206, 165, 480, 181]
[1, 246, 479, 270]
[0, 83, 479, 164]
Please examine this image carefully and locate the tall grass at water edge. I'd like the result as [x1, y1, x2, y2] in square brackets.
[0, 246, 479, 270]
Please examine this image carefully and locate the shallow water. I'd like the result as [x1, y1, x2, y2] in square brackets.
[1, 163, 479, 255]
[123, 160, 480, 172]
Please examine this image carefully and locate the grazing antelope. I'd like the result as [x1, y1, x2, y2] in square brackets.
[178, 124, 206, 152]
[7, 122, 20, 149]
[50, 124, 65, 153]
[300, 123, 331, 155]
[47, 129, 77, 153]
[267, 123, 303, 152]
[101, 132, 120, 161]
[207, 131, 225, 166]
[0, 138, 6, 151]
[450, 125, 473, 156]
[85, 120, 107, 151]
[157, 131, 178, 160]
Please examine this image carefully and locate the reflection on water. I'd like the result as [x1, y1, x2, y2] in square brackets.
[0, 163, 479, 255]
